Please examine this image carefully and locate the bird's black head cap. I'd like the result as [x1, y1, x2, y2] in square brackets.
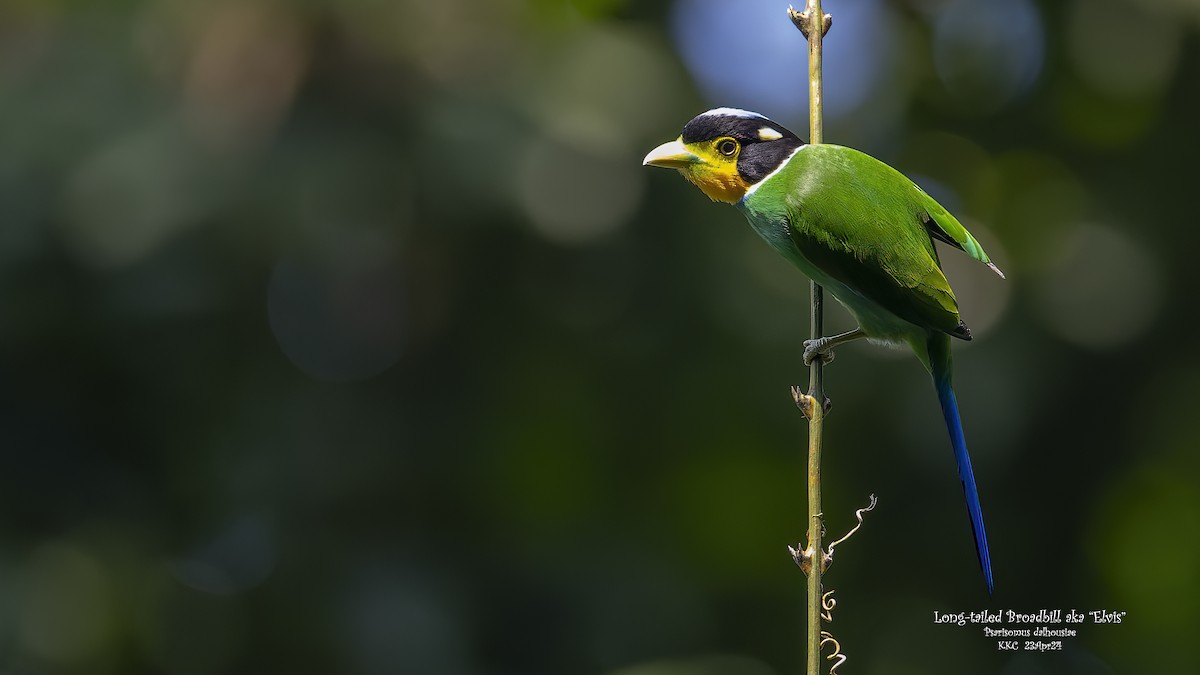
[681, 108, 806, 184]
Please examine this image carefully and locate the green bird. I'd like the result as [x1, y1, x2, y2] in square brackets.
[644, 108, 1004, 594]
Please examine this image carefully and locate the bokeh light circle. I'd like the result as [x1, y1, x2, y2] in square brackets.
[933, 0, 1045, 113]
[517, 135, 645, 246]
[1067, 0, 1182, 100]
[268, 243, 406, 382]
[1034, 223, 1162, 351]
[670, 0, 897, 122]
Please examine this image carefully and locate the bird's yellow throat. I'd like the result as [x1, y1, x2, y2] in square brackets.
[682, 164, 751, 204]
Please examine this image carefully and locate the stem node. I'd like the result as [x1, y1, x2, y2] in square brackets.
[788, 6, 832, 38]
[791, 387, 833, 420]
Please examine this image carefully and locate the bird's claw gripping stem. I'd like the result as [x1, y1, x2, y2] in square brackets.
[803, 328, 865, 368]
[803, 337, 836, 366]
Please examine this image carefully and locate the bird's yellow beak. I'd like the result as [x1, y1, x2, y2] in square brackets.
[643, 138, 700, 169]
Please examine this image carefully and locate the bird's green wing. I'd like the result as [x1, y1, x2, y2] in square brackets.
[919, 188, 1005, 278]
[777, 145, 972, 336]
[787, 209, 966, 336]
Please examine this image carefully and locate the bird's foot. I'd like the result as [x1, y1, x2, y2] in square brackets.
[803, 337, 835, 366]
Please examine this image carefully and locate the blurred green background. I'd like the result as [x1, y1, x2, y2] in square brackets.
[2, 0, 1198, 673]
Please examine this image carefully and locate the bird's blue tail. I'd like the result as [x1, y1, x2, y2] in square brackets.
[927, 334, 994, 595]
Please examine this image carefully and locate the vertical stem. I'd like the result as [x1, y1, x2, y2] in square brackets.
[806, 399, 824, 675]
[806, 1, 825, 146]
[806, 4, 825, 671]
[790, 2, 828, 674]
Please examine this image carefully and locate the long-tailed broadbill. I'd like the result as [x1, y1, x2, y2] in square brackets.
[644, 108, 1004, 594]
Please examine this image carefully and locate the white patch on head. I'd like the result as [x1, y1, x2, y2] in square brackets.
[701, 107, 766, 120]
[757, 127, 783, 141]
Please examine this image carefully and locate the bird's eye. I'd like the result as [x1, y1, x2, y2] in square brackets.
[717, 139, 738, 156]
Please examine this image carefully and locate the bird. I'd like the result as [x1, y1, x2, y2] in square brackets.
[643, 107, 1004, 594]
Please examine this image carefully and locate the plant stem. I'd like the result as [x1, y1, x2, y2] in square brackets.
[806, 390, 824, 675]
[788, 2, 830, 674]
[805, 6, 825, 670]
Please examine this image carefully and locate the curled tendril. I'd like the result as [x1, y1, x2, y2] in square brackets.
[826, 493, 877, 558]
[820, 630, 847, 675]
[821, 589, 837, 622]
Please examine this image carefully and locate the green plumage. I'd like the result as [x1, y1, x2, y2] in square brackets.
[739, 143, 992, 353]
[736, 141, 998, 593]
[644, 111, 1003, 592]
